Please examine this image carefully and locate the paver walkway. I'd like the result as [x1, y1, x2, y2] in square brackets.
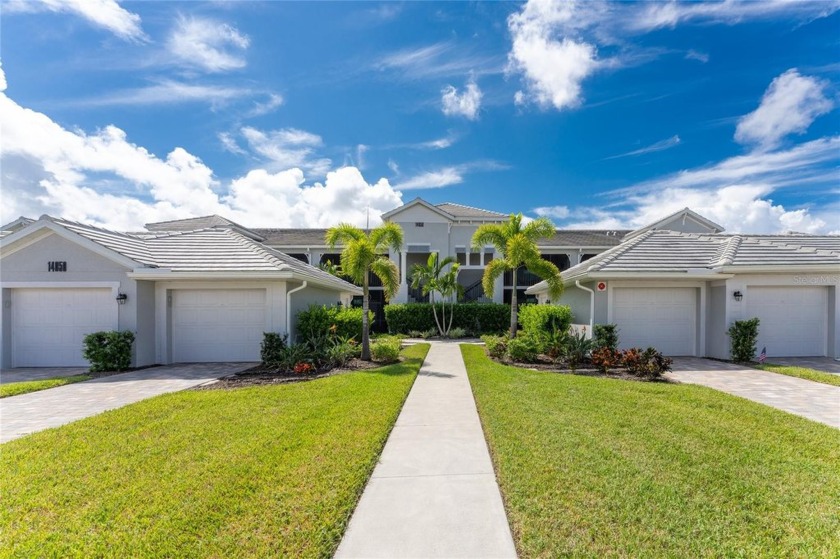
[1, 362, 254, 443]
[0, 367, 89, 384]
[765, 357, 840, 374]
[669, 358, 840, 428]
[335, 341, 516, 559]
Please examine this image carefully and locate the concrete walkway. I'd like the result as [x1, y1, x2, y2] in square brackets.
[1, 362, 254, 443]
[668, 358, 840, 428]
[335, 341, 516, 559]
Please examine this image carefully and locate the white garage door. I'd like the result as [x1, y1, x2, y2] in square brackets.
[746, 286, 827, 357]
[12, 288, 117, 367]
[171, 289, 265, 362]
[613, 287, 697, 356]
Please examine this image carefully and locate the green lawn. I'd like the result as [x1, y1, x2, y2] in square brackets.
[0, 375, 93, 398]
[462, 344, 840, 558]
[756, 363, 840, 387]
[1, 344, 429, 559]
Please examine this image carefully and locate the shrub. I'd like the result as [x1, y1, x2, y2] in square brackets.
[543, 328, 569, 361]
[293, 362, 315, 375]
[261, 333, 289, 366]
[482, 335, 508, 359]
[622, 347, 672, 379]
[506, 333, 542, 363]
[297, 305, 371, 342]
[82, 331, 135, 373]
[385, 303, 509, 335]
[518, 304, 572, 337]
[727, 318, 760, 363]
[448, 327, 468, 339]
[371, 337, 401, 363]
[563, 330, 592, 372]
[590, 346, 622, 374]
[592, 324, 619, 351]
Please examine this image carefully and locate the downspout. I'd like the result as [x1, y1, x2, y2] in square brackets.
[575, 280, 595, 336]
[286, 281, 308, 342]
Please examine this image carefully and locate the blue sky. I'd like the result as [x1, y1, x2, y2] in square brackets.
[1, 0, 838, 233]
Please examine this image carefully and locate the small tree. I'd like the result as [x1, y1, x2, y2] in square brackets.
[472, 213, 564, 338]
[326, 222, 404, 360]
[727, 318, 760, 362]
[410, 253, 461, 337]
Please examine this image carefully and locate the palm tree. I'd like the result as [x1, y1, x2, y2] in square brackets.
[326, 222, 404, 360]
[472, 213, 564, 338]
[410, 253, 460, 337]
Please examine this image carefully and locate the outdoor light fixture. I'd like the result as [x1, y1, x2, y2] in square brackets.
[116, 293, 128, 305]
[733, 290, 743, 302]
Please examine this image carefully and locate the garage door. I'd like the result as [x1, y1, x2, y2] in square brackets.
[12, 288, 117, 367]
[612, 287, 697, 356]
[746, 286, 827, 357]
[171, 289, 265, 362]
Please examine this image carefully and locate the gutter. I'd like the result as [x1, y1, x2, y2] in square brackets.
[286, 281, 308, 342]
[575, 280, 595, 334]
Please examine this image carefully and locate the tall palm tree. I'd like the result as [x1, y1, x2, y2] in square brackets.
[326, 222, 404, 360]
[410, 253, 460, 337]
[472, 213, 564, 338]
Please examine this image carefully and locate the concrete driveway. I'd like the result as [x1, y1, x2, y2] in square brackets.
[1, 367, 90, 384]
[764, 357, 840, 374]
[668, 358, 840, 429]
[1, 362, 255, 443]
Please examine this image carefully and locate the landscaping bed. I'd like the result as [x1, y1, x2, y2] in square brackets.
[461, 344, 840, 558]
[196, 357, 391, 390]
[487, 353, 674, 383]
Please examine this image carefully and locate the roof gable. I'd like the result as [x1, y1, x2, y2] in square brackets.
[381, 198, 456, 222]
[623, 208, 724, 241]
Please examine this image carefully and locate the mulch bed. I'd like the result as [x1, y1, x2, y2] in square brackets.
[490, 354, 673, 383]
[193, 358, 396, 390]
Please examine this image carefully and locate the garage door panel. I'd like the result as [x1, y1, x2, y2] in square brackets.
[171, 289, 265, 362]
[12, 288, 117, 367]
[613, 287, 696, 356]
[746, 286, 827, 357]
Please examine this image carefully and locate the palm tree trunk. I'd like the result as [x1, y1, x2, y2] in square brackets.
[447, 297, 455, 336]
[361, 275, 371, 360]
[430, 291, 443, 336]
[509, 266, 518, 338]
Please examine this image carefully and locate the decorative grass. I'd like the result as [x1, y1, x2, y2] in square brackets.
[0, 344, 429, 559]
[0, 375, 92, 398]
[461, 344, 840, 558]
[756, 363, 840, 387]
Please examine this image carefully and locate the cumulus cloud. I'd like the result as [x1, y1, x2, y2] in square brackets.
[735, 69, 833, 150]
[507, 0, 599, 111]
[441, 78, 482, 120]
[556, 137, 839, 234]
[167, 16, 250, 73]
[4, 0, 147, 42]
[0, 69, 403, 229]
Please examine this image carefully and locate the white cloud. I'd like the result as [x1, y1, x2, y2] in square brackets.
[735, 69, 833, 150]
[559, 137, 839, 234]
[629, 0, 840, 32]
[441, 78, 482, 120]
[375, 42, 504, 80]
[239, 126, 332, 175]
[4, 0, 147, 42]
[0, 61, 6, 92]
[395, 160, 509, 191]
[685, 49, 709, 63]
[533, 205, 570, 219]
[604, 135, 681, 159]
[0, 73, 403, 229]
[69, 80, 256, 107]
[167, 16, 250, 73]
[218, 132, 245, 155]
[507, 0, 599, 111]
[246, 93, 284, 117]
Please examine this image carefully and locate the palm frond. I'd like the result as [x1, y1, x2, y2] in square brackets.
[523, 216, 556, 241]
[325, 223, 365, 248]
[471, 224, 508, 254]
[370, 222, 404, 254]
[370, 257, 401, 300]
[481, 258, 508, 298]
[524, 256, 564, 299]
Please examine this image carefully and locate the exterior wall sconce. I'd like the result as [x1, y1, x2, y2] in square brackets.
[116, 293, 128, 304]
[733, 290, 743, 302]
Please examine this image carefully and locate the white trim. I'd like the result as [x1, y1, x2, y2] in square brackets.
[1, 281, 121, 296]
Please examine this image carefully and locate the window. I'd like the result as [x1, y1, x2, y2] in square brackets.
[288, 253, 309, 263]
[469, 249, 481, 266]
[484, 248, 494, 264]
[455, 246, 467, 266]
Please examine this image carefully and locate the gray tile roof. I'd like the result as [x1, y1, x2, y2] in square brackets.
[528, 230, 840, 292]
[435, 202, 507, 219]
[537, 230, 629, 248]
[27, 218, 358, 291]
[144, 214, 244, 231]
[252, 228, 330, 245]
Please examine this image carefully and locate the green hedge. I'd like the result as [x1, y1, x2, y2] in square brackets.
[517, 304, 572, 336]
[296, 305, 371, 342]
[385, 303, 509, 335]
[82, 330, 135, 373]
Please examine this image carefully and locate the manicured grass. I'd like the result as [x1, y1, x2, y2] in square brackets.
[461, 344, 840, 558]
[756, 363, 840, 387]
[0, 375, 93, 398]
[1, 344, 429, 559]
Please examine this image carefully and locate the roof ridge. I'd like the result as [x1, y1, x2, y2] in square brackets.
[714, 234, 742, 266]
[145, 214, 231, 227]
[224, 230, 289, 270]
[437, 201, 506, 216]
[564, 229, 656, 277]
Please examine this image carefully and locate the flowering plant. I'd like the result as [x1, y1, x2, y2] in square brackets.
[293, 361, 314, 375]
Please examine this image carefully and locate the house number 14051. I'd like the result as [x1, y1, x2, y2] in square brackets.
[48, 261, 67, 272]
